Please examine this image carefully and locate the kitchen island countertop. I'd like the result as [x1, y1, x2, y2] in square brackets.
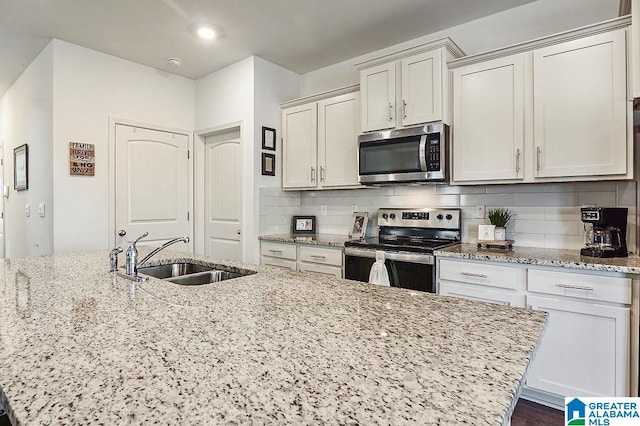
[436, 243, 640, 274]
[0, 249, 546, 425]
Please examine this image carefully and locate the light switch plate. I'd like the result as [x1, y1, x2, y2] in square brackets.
[475, 204, 486, 219]
[38, 203, 45, 218]
[25, 204, 30, 217]
[320, 204, 327, 216]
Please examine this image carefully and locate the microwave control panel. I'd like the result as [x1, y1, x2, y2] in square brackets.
[426, 135, 441, 171]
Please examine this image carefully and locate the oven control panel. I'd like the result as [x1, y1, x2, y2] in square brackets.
[378, 208, 461, 229]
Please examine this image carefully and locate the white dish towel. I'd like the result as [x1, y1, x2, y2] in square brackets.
[368, 250, 390, 286]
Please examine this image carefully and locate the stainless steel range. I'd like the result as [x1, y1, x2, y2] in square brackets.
[344, 207, 461, 293]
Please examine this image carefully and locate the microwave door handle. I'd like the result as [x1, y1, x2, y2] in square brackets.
[419, 135, 428, 171]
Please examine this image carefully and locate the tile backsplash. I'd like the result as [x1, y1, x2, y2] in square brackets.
[259, 181, 638, 253]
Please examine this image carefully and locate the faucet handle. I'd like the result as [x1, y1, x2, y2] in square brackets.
[131, 232, 149, 247]
[109, 246, 123, 272]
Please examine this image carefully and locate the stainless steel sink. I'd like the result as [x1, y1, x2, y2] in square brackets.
[137, 262, 212, 279]
[168, 270, 243, 285]
[136, 261, 255, 285]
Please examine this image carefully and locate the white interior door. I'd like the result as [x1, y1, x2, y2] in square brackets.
[115, 124, 191, 249]
[204, 129, 242, 261]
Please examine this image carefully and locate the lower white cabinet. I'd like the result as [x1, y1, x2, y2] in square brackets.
[437, 257, 636, 409]
[260, 240, 343, 278]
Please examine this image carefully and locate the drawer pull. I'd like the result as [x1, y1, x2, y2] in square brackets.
[268, 249, 283, 254]
[460, 272, 488, 279]
[310, 255, 327, 260]
[556, 283, 594, 291]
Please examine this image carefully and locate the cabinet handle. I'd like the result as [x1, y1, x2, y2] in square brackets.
[402, 100, 407, 119]
[556, 283, 594, 291]
[320, 166, 325, 182]
[460, 272, 488, 279]
[516, 149, 521, 173]
[389, 103, 393, 121]
[310, 255, 327, 260]
[311, 167, 316, 182]
[536, 146, 541, 172]
[268, 249, 283, 254]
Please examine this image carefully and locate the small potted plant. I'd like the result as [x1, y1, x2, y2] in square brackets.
[487, 207, 515, 241]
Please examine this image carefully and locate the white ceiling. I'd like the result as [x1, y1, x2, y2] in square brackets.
[0, 0, 542, 97]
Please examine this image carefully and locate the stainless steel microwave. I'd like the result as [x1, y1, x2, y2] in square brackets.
[358, 123, 448, 185]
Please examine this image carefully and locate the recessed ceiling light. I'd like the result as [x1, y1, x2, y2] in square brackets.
[197, 26, 216, 40]
[167, 57, 182, 67]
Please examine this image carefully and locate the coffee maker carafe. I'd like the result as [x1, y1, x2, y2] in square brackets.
[580, 207, 628, 258]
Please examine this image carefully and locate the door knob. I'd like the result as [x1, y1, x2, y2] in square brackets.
[118, 229, 127, 237]
[237, 230, 241, 235]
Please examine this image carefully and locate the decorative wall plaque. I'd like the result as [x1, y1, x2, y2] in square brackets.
[69, 142, 95, 176]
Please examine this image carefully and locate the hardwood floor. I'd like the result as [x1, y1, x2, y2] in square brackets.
[511, 399, 564, 426]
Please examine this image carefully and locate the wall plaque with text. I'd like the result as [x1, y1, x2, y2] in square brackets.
[69, 142, 95, 176]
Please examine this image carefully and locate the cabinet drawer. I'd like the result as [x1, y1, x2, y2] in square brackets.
[298, 246, 342, 266]
[260, 242, 296, 260]
[298, 262, 342, 278]
[439, 259, 518, 290]
[261, 256, 296, 271]
[527, 269, 631, 304]
[439, 281, 524, 307]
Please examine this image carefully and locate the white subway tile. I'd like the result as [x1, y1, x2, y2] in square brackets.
[578, 191, 616, 207]
[515, 219, 580, 235]
[510, 206, 545, 220]
[512, 233, 545, 248]
[617, 181, 637, 207]
[514, 192, 578, 207]
[437, 185, 487, 195]
[544, 207, 579, 221]
[393, 186, 437, 195]
[544, 235, 584, 250]
[459, 194, 514, 207]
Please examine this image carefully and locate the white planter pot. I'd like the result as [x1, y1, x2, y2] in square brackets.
[494, 227, 506, 241]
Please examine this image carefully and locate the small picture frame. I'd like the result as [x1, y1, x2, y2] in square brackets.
[349, 212, 369, 240]
[292, 215, 316, 235]
[262, 152, 275, 176]
[262, 126, 276, 151]
[14, 143, 28, 191]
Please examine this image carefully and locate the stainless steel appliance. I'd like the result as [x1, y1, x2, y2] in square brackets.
[580, 207, 628, 258]
[344, 207, 461, 292]
[358, 123, 448, 185]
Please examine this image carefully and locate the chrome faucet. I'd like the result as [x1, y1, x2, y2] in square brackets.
[109, 246, 123, 272]
[119, 233, 190, 281]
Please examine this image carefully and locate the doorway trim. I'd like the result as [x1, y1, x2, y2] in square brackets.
[108, 117, 194, 249]
[195, 120, 244, 257]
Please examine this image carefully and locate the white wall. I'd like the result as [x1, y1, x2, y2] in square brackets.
[51, 40, 195, 254]
[195, 56, 300, 264]
[301, 0, 619, 95]
[0, 43, 54, 258]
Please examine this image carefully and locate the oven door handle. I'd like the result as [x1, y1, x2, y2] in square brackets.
[419, 135, 428, 172]
[344, 247, 434, 265]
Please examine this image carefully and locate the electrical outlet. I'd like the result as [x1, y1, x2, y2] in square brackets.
[320, 204, 327, 216]
[352, 204, 358, 213]
[475, 204, 485, 219]
[25, 204, 30, 217]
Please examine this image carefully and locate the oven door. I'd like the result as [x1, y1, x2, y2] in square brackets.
[344, 247, 435, 293]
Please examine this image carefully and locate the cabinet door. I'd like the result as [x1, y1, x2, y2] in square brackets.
[533, 29, 628, 178]
[452, 54, 525, 182]
[633, 0, 640, 98]
[526, 295, 630, 398]
[401, 50, 442, 126]
[282, 103, 318, 189]
[360, 62, 396, 132]
[317, 92, 361, 188]
[439, 281, 523, 307]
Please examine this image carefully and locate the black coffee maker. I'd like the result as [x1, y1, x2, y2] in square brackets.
[580, 207, 628, 258]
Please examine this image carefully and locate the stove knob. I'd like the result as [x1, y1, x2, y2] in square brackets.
[389, 213, 396, 219]
[446, 214, 453, 220]
[382, 213, 388, 220]
[437, 214, 444, 220]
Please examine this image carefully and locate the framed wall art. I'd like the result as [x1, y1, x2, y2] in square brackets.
[292, 215, 316, 235]
[262, 126, 276, 151]
[262, 152, 275, 176]
[349, 211, 369, 240]
[14, 143, 28, 191]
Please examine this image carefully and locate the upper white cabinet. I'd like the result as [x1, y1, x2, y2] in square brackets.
[632, 0, 640, 98]
[282, 87, 361, 190]
[450, 18, 633, 185]
[357, 38, 464, 133]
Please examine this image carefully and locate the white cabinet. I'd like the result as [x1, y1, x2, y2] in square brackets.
[260, 240, 343, 278]
[632, 0, 640, 98]
[357, 39, 463, 133]
[282, 89, 360, 190]
[526, 269, 631, 399]
[436, 256, 636, 409]
[452, 54, 525, 182]
[450, 21, 632, 185]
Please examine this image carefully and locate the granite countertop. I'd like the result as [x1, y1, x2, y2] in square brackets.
[259, 233, 349, 247]
[0, 249, 546, 425]
[435, 243, 640, 274]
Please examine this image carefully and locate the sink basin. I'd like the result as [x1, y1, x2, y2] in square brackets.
[137, 262, 213, 279]
[168, 270, 244, 285]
